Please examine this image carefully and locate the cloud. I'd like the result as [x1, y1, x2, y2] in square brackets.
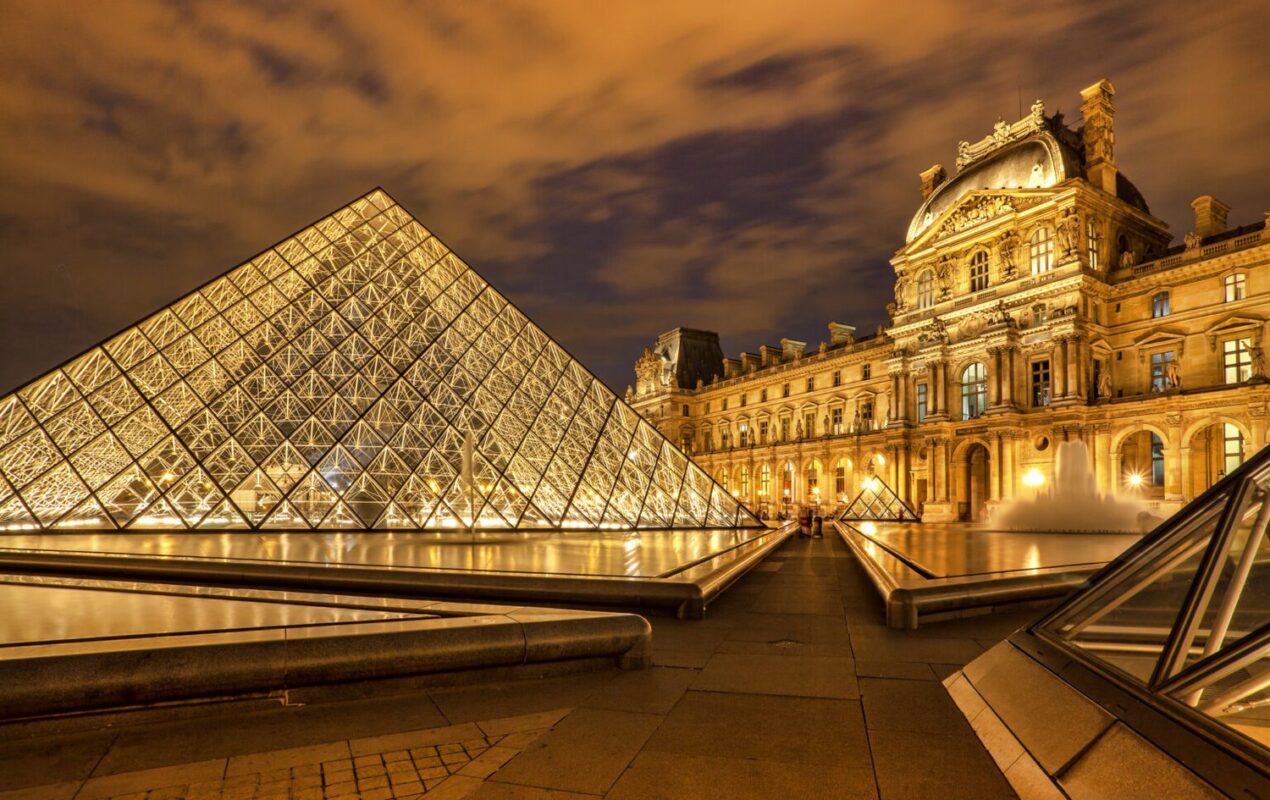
[0, 0, 1266, 393]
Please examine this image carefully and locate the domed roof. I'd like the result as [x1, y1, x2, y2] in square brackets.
[907, 133, 1079, 242]
[906, 128, 1151, 243]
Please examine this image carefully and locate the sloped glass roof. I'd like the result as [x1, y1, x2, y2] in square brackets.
[0, 189, 760, 532]
[1038, 446, 1270, 750]
[837, 476, 920, 522]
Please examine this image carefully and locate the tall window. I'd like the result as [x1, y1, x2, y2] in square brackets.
[862, 363, 872, 380]
[1150, 433, 1165, 486]
[1087, 222, 1102, 270]
[759, 419, 768, 444]
[961, 363, 987, 419]
[1151, 291, 1170, 318]
[1029, 228, 1054, 274]
[780, 417, 790, 442]
[806, 377, 815, 392]
[1031, 359, 1051, 407]
[805, 462, 819, 499]
[760, 388, 768, 402]
[1223, 423, 1244, 476]
[738, 423, 749, 447]
[1151, 351, 1175, 391]
[1223, 338, 1253, 384]
[831, 407, 843, 434]
[681, 403, 689, 416]
[804, 411, 815, 437]
[782, 383, 790, 398]
[781, 463, 793, 501]
[835, 461, 847, 496]
[1224, 273, 1247, 302]
[722, 398, 728, 411]
[860, 400, 874, 426]
[718, 469, 729, 490]
[832, 370, 841, 387]
[917, 271, 935, 309]
[969, 250, 990, 292]
[739, 465, 750, 498]
[704, 429, 714, 451]
[740, 393, 747, 407]
[916, 383, 928, 422]
[760, 464, 771, 497]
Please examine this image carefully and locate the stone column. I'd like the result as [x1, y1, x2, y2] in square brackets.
[1053, 338, 1067, 398]
[1111, 451, 1123, 493]
[1095, 428, 1112, 494]
[1067, 337, 1080, 402]
[1001, 433, 1016, 500]
[1002, 348, 1015, 406]
[935, 363, 948, 416]
[939, 440, 952, 502]
[926, 441, 937, 504]
[1176, 446, 1191, 502]
[987, 348, 1001, 406]
[897, 373, 909, 422]
[990, 433, 1004, 501]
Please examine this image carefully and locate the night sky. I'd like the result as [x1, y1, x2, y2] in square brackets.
[1, 1, 1267, 394]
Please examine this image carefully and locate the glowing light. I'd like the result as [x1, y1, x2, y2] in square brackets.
[731, 490, 740, 497]
[860, 521, 878, 535]
[875, 453, 886, 465]
[863, 477, 879, 492]
[1126, 472, 1144, 488]
[1022, 468, 1046, 488]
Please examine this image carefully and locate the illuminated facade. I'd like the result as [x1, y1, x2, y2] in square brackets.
[0, 190, 757, 531]
[632, 80, 1270, 521]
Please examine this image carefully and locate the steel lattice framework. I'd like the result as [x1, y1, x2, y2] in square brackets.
[0, 189, 760, 532]
[837, 477, 920, 522]
[1036, 445, 1269, 755]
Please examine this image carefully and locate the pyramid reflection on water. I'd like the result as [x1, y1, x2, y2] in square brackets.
[0, 189, 760, 532]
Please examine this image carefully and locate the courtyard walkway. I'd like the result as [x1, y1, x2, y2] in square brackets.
[0, 535, 1036, 800]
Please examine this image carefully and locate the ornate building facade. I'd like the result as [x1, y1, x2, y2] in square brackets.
[630, 80, 1269, 522]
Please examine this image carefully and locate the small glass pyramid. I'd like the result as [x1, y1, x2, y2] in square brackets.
[1038, 445, 1269, 749]
[837, 476, 920, 522]
[0, 189, 761, 532]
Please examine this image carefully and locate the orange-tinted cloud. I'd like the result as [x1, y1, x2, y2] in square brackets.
[0, 0, 1266, 390]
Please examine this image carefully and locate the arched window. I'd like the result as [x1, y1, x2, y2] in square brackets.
[1224, 273, 1247, 302]
[805, 460, 821, 501]
[1149, 433, 1164, 486]
[961, 362, 987, 420]
[738, 465, 750, 498]
[781, 463, 794, 501]
[917, 271, 935, 309]
[1223, 424, 1244, 476]
[968, 250, 990, 292]
[759, 464, 771, 497]
[1029, 228, 1054, 274]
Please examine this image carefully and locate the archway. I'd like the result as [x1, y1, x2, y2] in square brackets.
[958, 443, 991, 521]
[1119, 430, 1166, 498]
[1187, 422, 1246, 497]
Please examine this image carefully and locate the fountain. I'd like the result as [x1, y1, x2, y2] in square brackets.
[995, 440, 1159, 533]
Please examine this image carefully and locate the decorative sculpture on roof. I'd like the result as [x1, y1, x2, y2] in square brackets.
[954, 100, 1047, 169]
[1184, 231, 1202, 250]
[936, 195, 1016, 240]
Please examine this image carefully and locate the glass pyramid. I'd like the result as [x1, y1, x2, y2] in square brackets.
[1037, 444, 1269, 749]
[0, 189, 761, 533]
[837, 476, 920, 522]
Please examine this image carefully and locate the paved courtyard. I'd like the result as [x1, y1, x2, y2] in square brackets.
[0, 535, 1037, 799]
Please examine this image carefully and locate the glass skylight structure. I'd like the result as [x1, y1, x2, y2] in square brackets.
[0, 189, 759, 532]
[837, 477, 920, 522]
[1036, 446, 1269, 752]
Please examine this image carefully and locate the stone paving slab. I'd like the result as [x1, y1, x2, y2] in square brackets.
[1, 535, 1041, 800]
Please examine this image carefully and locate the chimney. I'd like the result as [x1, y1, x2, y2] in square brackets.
[1191, 195, 1231, 239]
[759, 344, 780, 367]
[919, 165, 947, 200]
[739, 351, 759, 373]
[828, 322, 856, 346]
[721, 357, 740, 379]
[1079, 79, 1117, 195]
[780, 338, 806, 361]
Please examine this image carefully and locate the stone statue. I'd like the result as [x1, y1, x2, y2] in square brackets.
[1097, 369, 1113, 399]
[934, 255, 955, 297]
[1119, 248, 1138, 268]
[823, 415, 829, 435]
[1184, 231, 1202, 250]
[1056, 209, 1080, 257]
[624, 385, 635, 402]
[1251, 344, 1265, 378]
[929, 316, 949, 343]
[989, 300, 1014, 326]
[894, 273, 911, 311]
[1166, 358, 1182, 390]
[852, 408, 861, 433]
[796, 419, 804, 439]
[998, 230, 1021, 278]
[668, 370, 679, 390]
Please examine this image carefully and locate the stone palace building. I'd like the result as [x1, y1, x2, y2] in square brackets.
[628, 79, 1269, 523]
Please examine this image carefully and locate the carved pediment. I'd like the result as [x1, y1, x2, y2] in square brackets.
[916, 192, 1050, 246]
[1205, 313, 1265, 350]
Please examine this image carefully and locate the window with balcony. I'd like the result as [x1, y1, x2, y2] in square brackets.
[969, 250, 990, 292]
[1224, 273, 1247, 302]
[961, 362, 987, 419]
[1029, 228, 1054, 274]
[1223, 338, 1253, 384]
[917, 271, 935, 309]
[1031, 359, 1051, 407]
